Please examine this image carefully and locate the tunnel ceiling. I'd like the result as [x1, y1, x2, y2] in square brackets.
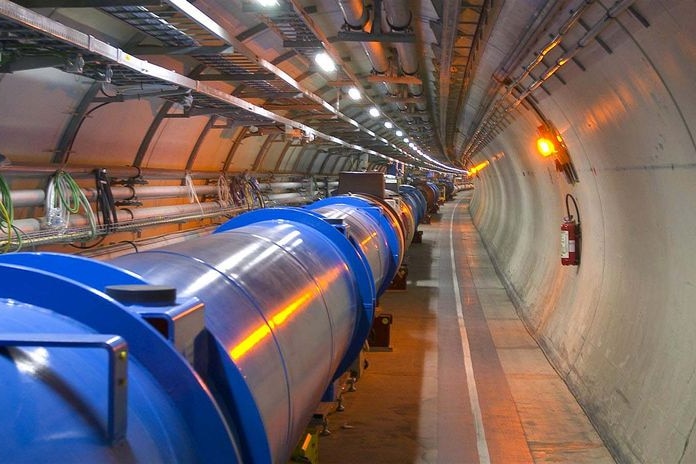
[0, 0, 642, 173]
[0, 0, 508, 173]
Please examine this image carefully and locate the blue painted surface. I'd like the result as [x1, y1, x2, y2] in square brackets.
[0, 194, 409, 463]
[0, 263, 240, 464]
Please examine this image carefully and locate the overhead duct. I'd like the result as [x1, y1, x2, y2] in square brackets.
[382, 0, 425, 111]
[337, 0, 399, 99]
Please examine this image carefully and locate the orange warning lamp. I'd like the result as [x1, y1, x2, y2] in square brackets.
[536, 137, 555, 157]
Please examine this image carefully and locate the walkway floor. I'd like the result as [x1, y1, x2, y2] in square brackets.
[319, 192, 614, 463]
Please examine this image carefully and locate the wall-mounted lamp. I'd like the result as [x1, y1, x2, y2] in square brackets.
[469, 160, 490, 175]
[536, 136, 556, 157]
[535, 125, 579, 183]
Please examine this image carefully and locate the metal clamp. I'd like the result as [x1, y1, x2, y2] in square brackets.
[0, 333, 128, 444]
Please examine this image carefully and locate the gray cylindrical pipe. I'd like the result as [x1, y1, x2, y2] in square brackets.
[382, 0, 424, 109]
[266, 192, 305, 202]
[8, 182, 319, 208]
[8, 189, 45, 207]
[337, 0, 397, 94]
[8, 185, 220, 207]
[6, 202, 230, 236]
[258, 182, 305, 191]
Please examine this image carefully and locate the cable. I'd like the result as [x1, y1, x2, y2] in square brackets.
[69, 235, 107, 250]
[216, 174, 232, 206]
[248, 177, 266, 209]
[62, 102, 111, 165]
[94, 168, 118, 231]
[185, 173, 204, 214]
[44, 170, 98, 240]
[565, 193, 581, 225]
[0, 175, 15, 252]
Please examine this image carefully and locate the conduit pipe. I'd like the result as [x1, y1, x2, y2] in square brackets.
[7, 185, 220, 208]
[0, 164, 223, 180]
[382, 0, 425, 110]
[6, 183, 317, 208]
[337, 0, 399, 97]
[1, 202, 244, 245]
[0, 163, 336, 184]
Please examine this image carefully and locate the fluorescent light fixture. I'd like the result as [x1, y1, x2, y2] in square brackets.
[314, 52, 336, 72]
[369, 107, 380, 118]
[395, 130, 403, 137]
[384, 121, 393, 129]
[347, 87, 361, 100]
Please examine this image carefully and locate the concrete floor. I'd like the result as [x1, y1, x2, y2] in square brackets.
[319, 193, 614, 464]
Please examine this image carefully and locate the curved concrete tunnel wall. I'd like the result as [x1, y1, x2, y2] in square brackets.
[469, 3, 696, 463]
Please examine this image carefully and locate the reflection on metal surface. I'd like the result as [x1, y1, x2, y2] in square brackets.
[230, 290, 313, 361]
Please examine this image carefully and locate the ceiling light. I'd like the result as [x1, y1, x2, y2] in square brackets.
[314, 52, 336, 73]
[256, 0, 278, 6]
[403, 137, 409, 143]
[369, 107, 380, 118]
[384, 121, 393, 129]
[395, 130, 403, 137]
[348, 87, 361, 100]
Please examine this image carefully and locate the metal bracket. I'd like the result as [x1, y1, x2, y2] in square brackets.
[0, 333, 129, 445]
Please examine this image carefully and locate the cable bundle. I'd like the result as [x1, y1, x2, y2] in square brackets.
[44, 170, 97, 239]
[0, 175, 21, 252]
[228, 175, 265, 210]
[95, 168, 119, 231]
[216, 174, 232, 206]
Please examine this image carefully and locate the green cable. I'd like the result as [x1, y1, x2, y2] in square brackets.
[0, 176, 15, 252]
[49, 170, 98, 240]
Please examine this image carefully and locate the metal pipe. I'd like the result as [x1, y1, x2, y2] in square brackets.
[257, 182, 305, 191]
[336, 0, 401, 103]
[2, 202, 244, 245]
[0, 163, 329, 182]
[265, 192, 307, 203]
[8, 186, 219, 208]
[7, 182, 317, 208]
[382, 0, 424, 108]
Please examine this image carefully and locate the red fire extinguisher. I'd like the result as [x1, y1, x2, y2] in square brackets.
[561, 194, 581, 266]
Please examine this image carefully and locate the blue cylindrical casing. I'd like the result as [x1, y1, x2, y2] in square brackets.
[0, 194, 408, 464]
[0, 257, 241, 464]
[307, 196, 403, 296]
[399, 185, 427, 224]
[111, 206, 378, 463]
[417, 182, 440, 214]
